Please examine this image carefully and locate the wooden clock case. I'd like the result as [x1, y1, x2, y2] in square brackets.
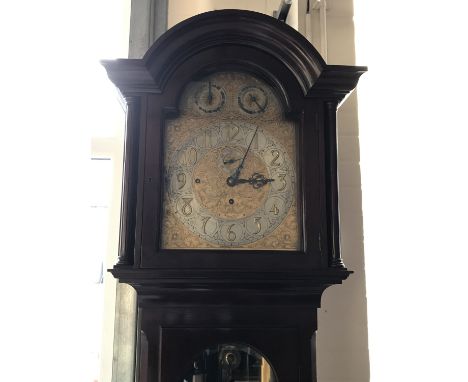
[102, 10, 366, 382]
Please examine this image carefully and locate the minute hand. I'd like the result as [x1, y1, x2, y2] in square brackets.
[226, 126, 259, 187]
[235, 125, 259, 176]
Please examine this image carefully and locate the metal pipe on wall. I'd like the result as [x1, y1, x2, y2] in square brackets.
[307, 0, 328, 61]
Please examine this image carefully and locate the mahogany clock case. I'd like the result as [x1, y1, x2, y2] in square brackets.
[102, 9, 366, 382]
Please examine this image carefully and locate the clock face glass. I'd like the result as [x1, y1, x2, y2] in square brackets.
[161, 72, 299, 250]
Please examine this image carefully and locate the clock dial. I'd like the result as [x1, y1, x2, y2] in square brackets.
[238, 86, 268, 114]
[162, 72, 299, 250]
[165, 122, 293, 247]
[195, 82, 226, 113]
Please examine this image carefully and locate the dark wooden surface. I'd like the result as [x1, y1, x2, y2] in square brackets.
[116, 96, 140, 266]
[137, 303, 318, 382]
[102, 9, 366, 382]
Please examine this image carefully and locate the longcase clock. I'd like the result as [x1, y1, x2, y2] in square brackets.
[102, 10, 366, 382]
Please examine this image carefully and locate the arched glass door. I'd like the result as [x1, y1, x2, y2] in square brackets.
[182, 344, 278, 382]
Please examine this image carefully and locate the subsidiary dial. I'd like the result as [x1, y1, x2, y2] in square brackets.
[195, 81, 226, 113]
[238, 86, 268, 114]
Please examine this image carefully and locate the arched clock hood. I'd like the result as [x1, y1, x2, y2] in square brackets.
[102, 10, 365, 105]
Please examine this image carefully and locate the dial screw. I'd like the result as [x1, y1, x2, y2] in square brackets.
[195, 178, 201, 183]
[229, 199, 234, 205]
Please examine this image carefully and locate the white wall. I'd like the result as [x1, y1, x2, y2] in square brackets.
[1, 0, 131, 381]
[354, 1, 468, 381]
[315, 1, 369, 381]
[168, 0, 278, 27]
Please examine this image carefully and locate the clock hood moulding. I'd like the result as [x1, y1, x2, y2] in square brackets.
[101, 9, 366, 105]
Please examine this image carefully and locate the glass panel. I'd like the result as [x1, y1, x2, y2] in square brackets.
[182, 344, 278, 382]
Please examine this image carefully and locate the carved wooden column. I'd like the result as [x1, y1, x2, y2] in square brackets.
[325, 99, 345, 268]
[116, 96, 140, 266]
[111, 3, 169, 382]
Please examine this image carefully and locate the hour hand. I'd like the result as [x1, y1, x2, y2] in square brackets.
[248, 173, 274, 189]
[226, 173, 274, 188]
[226, 177, 254, 187]
[223, 158, 241, 165]
[226, 168, 242, 187]
[250, 95, 265, 112]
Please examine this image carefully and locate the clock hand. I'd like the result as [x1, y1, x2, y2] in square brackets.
[236, 126, 259, 174]
[226, 126, 259, 187]
[207, 81, 213, 104]
[226, 173, 274, 188]
[226, 169, 242, 187]
[239, 125, 259, 170]
[249, 173, 274, 189]
[233, 178, 250, 184]
[223, 158, 241, 165]
[250, 94, 265, 112]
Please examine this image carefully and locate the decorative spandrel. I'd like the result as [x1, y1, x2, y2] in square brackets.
[182, 344, 278, 382]
[161, 72, 300, 250]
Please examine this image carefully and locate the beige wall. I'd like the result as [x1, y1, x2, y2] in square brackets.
[168, 0, 279, 27]
[316, 2, 369, 381]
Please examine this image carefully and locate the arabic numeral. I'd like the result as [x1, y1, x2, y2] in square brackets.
[204, 130, 214, 147]
[251, 130, 259, 149]
[181, 147, 197, 166]
[270, 204, 279, 216]
[222, 124, 240, 142]
[202, 216, 210, 234]
[253, 217, 261, 234]
[277, 173, 287, 191]
[177, 173, 186, 189]
[270, 150, 281, 167]
[229, 125, 239, 141]
[227, 224, 237, 242]
[181, 198, 193, 216]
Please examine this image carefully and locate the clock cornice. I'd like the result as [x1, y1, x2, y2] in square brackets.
[102, 10, 366, 104]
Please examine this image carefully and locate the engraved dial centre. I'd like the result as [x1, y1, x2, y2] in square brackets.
[193, 146, 270, 220]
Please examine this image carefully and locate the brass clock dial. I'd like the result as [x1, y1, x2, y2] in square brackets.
[165, 122, 294, 247]
[195, 81, 226, 113]
[238, 86, 268, 114]
[162, 72, 299, 250]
